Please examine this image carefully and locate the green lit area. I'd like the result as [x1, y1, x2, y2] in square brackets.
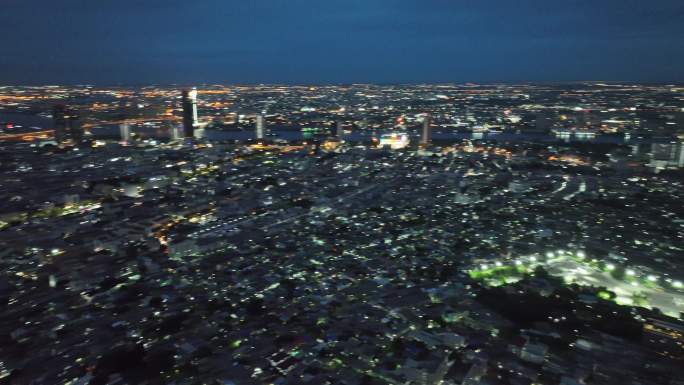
[469, 250, 684, 318]
[468, 264, 529, 286]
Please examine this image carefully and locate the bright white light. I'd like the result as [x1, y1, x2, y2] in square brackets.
[647, 275, 658, 282]
[529, 256, 537, 262]
[515, 260, 523, 266]
[576, 251, 585, 258]
[673, 281, 683, 289]
[546, 252, 554, 258]
[626, 269, 636, 276]
[480, 264, 489, 270]
[495, 262, 503, 267]
[605, 264, 615, 271]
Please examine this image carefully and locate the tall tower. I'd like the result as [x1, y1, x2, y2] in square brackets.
[171, 125, 183, 141]
[119, 123, 131, 144]
[421, 114, 431, 146]
[336, 121, 345, 139]
[255, 114, 265, 140]
[182, 88, 199, 138]
[53, 104, 83, 143]
[53, 105, 67, 142]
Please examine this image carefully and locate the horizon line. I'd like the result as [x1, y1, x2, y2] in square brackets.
[2, 80, 684, 88]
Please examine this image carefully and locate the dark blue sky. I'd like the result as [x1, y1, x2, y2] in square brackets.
[2, 0, 683, 84]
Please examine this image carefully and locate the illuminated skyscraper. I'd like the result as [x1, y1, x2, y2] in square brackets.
[421, 114, 431, 145]
[256, 114, 265, 140]
[53, 104, 83, 143]
[182, 88, 199, 138]
[119, 123, 131, 144]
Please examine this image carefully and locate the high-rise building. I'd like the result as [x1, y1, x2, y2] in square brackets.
[651, 143, 677, 162]
[649, 141, 684, 169]
[535, 110, 555, 132]
[182, 88, 199, 138]
[336, 121, 345, 139]
[171, 125, 183, 141]
[119, 123, 131, 144]
[53, 104, 83, 143]
[421, 114, 431, 145]
[53, 105, 67, 142]
[255, 114, 265, 140]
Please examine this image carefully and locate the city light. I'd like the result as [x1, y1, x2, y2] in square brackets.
[1, 79, 683, 384]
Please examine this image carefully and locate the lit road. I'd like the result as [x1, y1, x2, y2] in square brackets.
[0, 129, 53, 142]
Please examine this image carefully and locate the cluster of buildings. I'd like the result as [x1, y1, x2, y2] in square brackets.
[0, 83, 682, 384]
[2, 83, 684, 144]
[0, 133, 682, 384]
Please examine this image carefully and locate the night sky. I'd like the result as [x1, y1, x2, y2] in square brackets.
[2, 0, 683, 84]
